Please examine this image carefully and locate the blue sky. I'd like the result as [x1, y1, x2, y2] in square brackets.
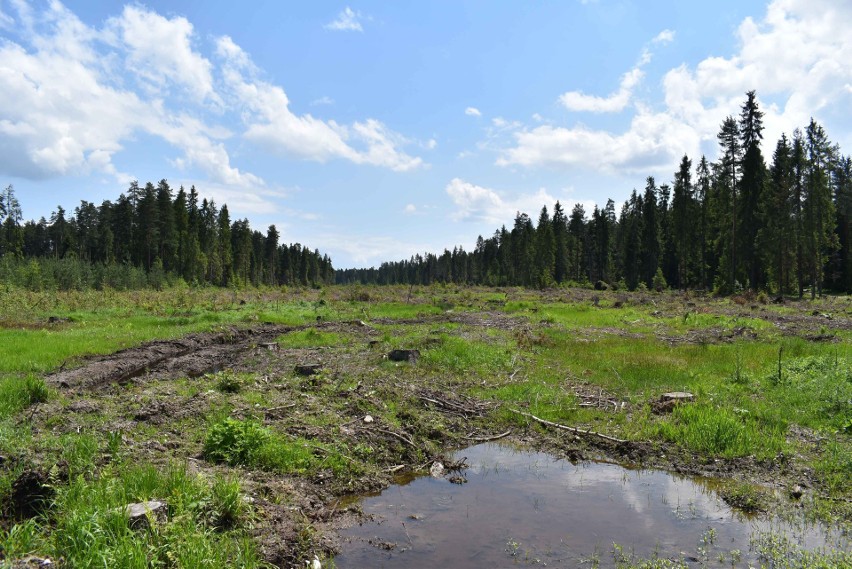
[2, 0, 851, 267]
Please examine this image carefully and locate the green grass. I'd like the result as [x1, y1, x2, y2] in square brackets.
[421, 334, 513, 375]
[0, 375, 48, 419]
[654, 403, 785, 458]
[35, 463, 264, 568]
[277, 328, 344, 348]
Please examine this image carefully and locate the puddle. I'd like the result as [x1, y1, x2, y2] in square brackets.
[335, 443, 848, 568]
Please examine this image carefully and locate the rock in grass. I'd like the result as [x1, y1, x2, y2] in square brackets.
[388, 349, 420, 363]
[125, 500, 168, 530]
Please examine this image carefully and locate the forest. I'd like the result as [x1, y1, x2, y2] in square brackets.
[337, 92, 852, 297]
[0, 181, 334, 290]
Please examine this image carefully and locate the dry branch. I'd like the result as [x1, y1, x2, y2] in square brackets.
[508, 408, 626, 444]
[464, 430, 512, 442]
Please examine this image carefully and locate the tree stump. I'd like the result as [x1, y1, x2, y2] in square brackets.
[295, 364, 322, 376]
[388, 349, 420, 363]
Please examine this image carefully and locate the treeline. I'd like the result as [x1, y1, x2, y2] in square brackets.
[338, 92, 852, 296]
[0, 181, 334, 290]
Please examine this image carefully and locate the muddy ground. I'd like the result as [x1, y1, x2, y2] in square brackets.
[13, 291, 852, 566]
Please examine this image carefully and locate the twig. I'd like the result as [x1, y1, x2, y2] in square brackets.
[508, 408, 626, 444]
[464, 430, 511, 442]
[372, 426, 417, 448]
[385, 464, 406, 473]
[264, 404, 296, 415]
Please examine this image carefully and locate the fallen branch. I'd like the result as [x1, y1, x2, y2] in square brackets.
[464, 430, 512, 442]
[508, 408, 626, 444]
[385, 464, 406, 473]
[372, 426, 417, 448]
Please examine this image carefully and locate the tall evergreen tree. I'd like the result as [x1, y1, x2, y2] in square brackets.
[671, 155, 696, 288]
[804, 119, 838, 298]
[738, 91, 767, 289]
[534, 206, 555, 286]
[640, 177, 660, 288]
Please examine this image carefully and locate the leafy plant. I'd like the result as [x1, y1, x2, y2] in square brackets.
[204, 418, 270, 466]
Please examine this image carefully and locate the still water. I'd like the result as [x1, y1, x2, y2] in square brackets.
[335, 443, 846, 568]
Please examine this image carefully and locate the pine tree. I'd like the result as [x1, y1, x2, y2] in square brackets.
[738, 91, 767, 289]
[552, 201, 569, 284]
[671, 155, 696, 288]
[1, 185, 23, 257]
[716, 116, 741, 292]
[695, 156, 712, 288]
[534, 206, 555, 286]
[640, 177, 660, 288]
[217, 204, 233, 286]
[757, 134, 794, 293]
[832, 156, 852, 292]
[568, 204, 586, 282]
[804, 119, 838, 298]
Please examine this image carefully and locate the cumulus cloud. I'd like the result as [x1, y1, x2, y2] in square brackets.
[404, 203, 417, 214]
[104, 6, 219, 104]
[0, 3, 422, 187]
[502, 0, 852, 174]
[560, 67, 644, 113]
[324, 7, 364, 32]
[465, 106, 482, 117]
[218, 39, 422, 171]
[446, 177, 591, 225]
[559, 28, 672, 114]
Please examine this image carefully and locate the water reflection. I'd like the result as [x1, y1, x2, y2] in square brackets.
[335, 443, 845, 568]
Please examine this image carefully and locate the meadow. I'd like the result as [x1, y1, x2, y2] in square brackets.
[0, 284, 850, 567]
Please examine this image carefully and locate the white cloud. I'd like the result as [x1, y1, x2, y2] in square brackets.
[560, 67, 644, 113]
[311, 96, 335, 106]
[445, 178, 591, 225]
[502, 0, 852, 175]
[404, 203, 417, 214]
[559, 29, 672, 114]
[653, 29, 675, 44]
[310, 233, 434, 266]
[105, 6, 219, 104]
[0, 5, 15, 29]
[465, 106, 482, 117]
[218, 39, 423, 171]
[324, 7, 364, 32]
[0, 3, 422, 188]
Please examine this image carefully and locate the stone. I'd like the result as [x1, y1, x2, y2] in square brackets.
[388, 349, 420, 363]
[429, 461, 444, 478]
[363, 415, 374, 424]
